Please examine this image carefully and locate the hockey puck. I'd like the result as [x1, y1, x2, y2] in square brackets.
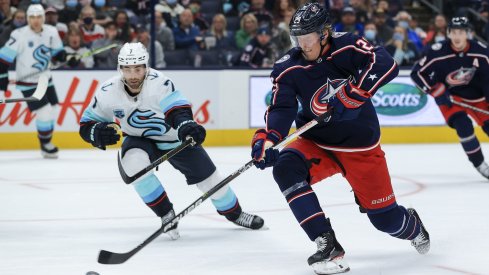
[86, 272, 100, 275]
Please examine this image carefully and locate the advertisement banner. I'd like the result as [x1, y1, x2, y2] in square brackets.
[0, 71, 218, 132]
[249, 74, 446, 128]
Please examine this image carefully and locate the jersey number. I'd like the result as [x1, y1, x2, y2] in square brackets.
[355, 39, 374, 51]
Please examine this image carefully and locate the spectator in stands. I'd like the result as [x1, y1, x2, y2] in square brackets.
[114, 10, 134, 43]
[0, 0, 16, 30]
[92, 0, 113, 27]
[58, 0, 80, 25]
[156, 0, 185, 29]
[409, 17, 427, 43]
[204, 13, 236, 51]
[0, 8, 24, 47]
[79, 5, 105, 46]
[236, 26, 276, 68]
[44, 0, 65, 11]
[173, 8, 203, 50]
[334, 6, 364, 36]
[385, 25, 419, 66]
[235, 13, 258, 50]
[221, 0, 251, 17]
[188, 0, 209, 33]
[64, 28, 95, 69]
[363, 21, 384, 46]
[45, 6, 67, 40]
[423, 14, 447, 46]
[272, 0, 296, 28]
[243, 0, 273, 28]
[271, 6, 293, 57]
[126, 0, 150, 25]
[153, 10, 175, 51]
[394, 11, 423, 51]
[375, 0, 395, 27]
[372, 9, 394, 43]
[349, 0, 370, 24]
[92, 22, 121, 69]
[136, 25, 166, 68]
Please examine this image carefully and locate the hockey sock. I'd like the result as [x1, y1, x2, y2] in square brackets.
[274, 152, 332, 241]
[133, 174, 173, 217]
[368, 205, 420, 240]
[451, 114, 484, 167]
[35, 105, 55, 144]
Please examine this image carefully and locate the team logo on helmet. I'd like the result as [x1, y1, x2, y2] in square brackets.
[310, 78, 348, 116]
[445, 67, 476, 87]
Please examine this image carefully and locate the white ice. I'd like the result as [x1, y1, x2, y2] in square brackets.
[0, 144, 488, 275]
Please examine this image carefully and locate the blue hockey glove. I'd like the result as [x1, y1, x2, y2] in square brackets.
[177, 120, 206, 146]
[429, 83, 452, 107]
[327, 82, 370, 122]
[251, 129, 281, 170]
[90, 122, 120, 150]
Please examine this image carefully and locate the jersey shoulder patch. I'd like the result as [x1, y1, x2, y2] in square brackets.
[332, 32, 347, 38]
[272, 47, 302, 77]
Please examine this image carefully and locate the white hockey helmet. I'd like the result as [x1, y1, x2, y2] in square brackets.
[118, 42, 149, 67]
[27, 4, 45, 19]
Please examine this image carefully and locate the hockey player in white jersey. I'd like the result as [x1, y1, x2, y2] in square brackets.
[79, 42, 264, 238]
[0, 4, 66, 158]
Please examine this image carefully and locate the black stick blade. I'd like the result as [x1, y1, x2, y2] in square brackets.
[98, 250, 130, 265]
[117, 151, 133, 184]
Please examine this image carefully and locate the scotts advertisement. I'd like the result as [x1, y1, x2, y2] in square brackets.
[0, 71, 216, 132]
[249, 75, 445, 127]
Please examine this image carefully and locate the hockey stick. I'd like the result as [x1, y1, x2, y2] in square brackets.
[451, 98, 489, 115]
[0, 73, 49, 104]
[97, 109, 333, 265]
[117, 137, 195, 184]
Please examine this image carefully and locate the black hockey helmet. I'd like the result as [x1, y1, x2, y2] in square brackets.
[289, 2, 330, 37]
[448, 17, 470, 31]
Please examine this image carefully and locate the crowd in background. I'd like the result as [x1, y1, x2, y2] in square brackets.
[1, 0, 489, 69]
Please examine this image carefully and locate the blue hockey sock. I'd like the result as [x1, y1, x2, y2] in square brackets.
[36, 119, 55, 144]
[368, 205, 420, 240]
[133, 174, 172, 217]
[451, 113, 484, 167]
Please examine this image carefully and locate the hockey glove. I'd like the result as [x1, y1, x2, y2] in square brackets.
[90, 122, 121, 150]
[0, 76, 8, 92]
[327, 82, 370, 122]
[67, 56, 80, 68]
[177, 120, 206, 146]
[251, 129, 281, 170]
[429, 83, 452, 107]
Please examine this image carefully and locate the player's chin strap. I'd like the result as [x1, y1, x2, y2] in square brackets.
[316, 33, 328, 60]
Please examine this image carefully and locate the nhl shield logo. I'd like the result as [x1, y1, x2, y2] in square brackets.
[28, 41, 34, 47]
[113, 109, 125, 119]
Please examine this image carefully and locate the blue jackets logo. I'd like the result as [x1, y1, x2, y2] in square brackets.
[372, 83, 427, 116]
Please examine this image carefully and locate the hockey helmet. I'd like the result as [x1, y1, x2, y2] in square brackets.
[448, 17, 470, 31]
[118, 42, 149, 67]
[27, 4, 45, 19]
[289, 3, 330, 37]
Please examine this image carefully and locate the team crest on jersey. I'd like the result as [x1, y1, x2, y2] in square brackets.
[276, 54, 290, 63]
[310, 78, 348, 116]
[113, 109, 125, 119]
[446, 66, 476, 87]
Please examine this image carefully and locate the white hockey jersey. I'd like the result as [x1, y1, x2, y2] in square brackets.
[0, 24, 63, 85]
[81, 68, 190, 150]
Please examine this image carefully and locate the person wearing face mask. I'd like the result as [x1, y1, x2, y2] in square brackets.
[385, 26, 419, 66]
[393, 10, 422, 51]
[155, 0, 185, 29]
[188, 0, 209, 33]
[363, 21, 383, 46]
[423, 14, 447, 49]
[0, 9, 26, 47]
[412, 17, 489, 180]
[78, 5, 105, 46]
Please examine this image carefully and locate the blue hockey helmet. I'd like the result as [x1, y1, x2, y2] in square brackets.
[448, 17, 470, 31]
[289, 3, 331, 37]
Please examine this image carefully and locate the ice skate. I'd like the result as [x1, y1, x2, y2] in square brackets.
[476, 162, 489, 179]
[40, 142, 58, 159]
[161, 209, 180, 240]
[308, 231, 350, 274]
[228, 211, 265, 230]
[408, 208, 430, 254]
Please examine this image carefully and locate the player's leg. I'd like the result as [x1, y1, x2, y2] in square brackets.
[23, 85, 59, 158]
[275, 138, 349, 274]
[167, 145, 264, 229]
[340, 145, 430, 254]
[121, 136, 179, 240]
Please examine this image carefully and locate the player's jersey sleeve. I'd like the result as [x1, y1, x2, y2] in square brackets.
[410, 44, 442, 93]
[80, 87, 115, 124]
[330, 33, 398, 97]
[47, 26, 64, 57]
[0, 29, 20, 65]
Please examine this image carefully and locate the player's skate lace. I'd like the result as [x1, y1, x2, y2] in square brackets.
[161, 210, 180, 240]
[408, 208, 430, 254]
[40, 142, 59, 159]
[308, 231, 349, 274]
[232, 212, 264, 230]
[476, 162, 489, 179]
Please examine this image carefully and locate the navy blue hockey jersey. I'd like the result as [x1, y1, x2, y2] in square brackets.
[266, 32, 398, 151]
[411, 39, 489, 100]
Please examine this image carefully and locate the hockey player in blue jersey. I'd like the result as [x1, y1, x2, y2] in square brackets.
[79, 42, 264, 239]
[411, 17, 489, 180]
[250, 3, 430, 274]
[0, 4, 66, 158]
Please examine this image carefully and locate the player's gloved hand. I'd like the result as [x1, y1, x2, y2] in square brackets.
[251, 129, 281, 170]
[327, 81, 370, 122]
[90, 122, 121, 150]
[429, 83, 452, 107]
[177, 120, 206, 146]
[0, 76, 8, 92]
[67, 56, 80, 68]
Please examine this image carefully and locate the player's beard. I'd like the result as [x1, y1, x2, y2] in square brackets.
[126, 78, 143, 90]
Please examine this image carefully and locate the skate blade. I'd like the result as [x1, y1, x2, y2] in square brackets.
[311, 256, 350, 275]
[41, 152, 59, 159]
